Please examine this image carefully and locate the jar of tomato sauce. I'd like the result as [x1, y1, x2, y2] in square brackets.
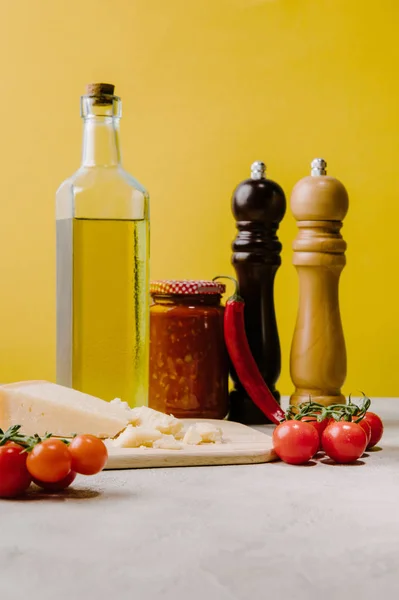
[149, 280, 229, 419]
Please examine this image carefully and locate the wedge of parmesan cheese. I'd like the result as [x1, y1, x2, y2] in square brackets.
[0, 381, 133, 438]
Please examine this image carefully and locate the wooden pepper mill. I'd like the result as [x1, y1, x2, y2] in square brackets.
[290, 158, 349, 407]
[229, 161, 286, 424]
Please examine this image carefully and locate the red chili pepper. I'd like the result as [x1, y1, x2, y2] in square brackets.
[214, 276, 285, 425]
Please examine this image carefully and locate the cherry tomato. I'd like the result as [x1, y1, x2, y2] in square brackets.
[32, 470, 77, 492]
[353, 418, 372, 445]
[363, 412, 384, 448]
[322, 422, 367, 464]
[27, 439, 71, 483]
[68, 435, 108, 475]
[300, 416, 329, 449]
[272, 420, 319, 465]
[325, 417, 371, 448]
[0, 443, 32, 498]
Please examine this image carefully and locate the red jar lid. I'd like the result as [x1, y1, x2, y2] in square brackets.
[150, 279, 226, 296]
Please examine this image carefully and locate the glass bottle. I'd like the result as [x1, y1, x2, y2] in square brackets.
[56, 83, 150, 407]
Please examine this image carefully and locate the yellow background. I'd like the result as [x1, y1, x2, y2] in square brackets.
[0, 0, 397, 397]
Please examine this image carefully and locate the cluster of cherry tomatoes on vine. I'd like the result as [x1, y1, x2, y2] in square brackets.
[273, 395, 384, 465]
[0, 425, 108, 498]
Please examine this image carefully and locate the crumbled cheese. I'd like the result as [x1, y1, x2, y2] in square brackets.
[111, 419, 224, 449]
[153, 435, 183, 450]
[183, 426, 203, 445]
[130, 405, 183, 436]
[112, 425, 163, 448]
[183, 423, 223, 445]
[191, 422, 223, 443]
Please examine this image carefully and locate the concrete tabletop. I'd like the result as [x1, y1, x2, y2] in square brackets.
[1, 398, 398, 600]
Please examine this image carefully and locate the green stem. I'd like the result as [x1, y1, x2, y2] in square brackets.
[285, 392, 371, 423]
[212, 275, 243, 302]
[0, 425, 69, 451]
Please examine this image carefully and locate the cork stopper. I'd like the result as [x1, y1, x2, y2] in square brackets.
[86, 83, 115, 96]
[85, 83, 115, 105]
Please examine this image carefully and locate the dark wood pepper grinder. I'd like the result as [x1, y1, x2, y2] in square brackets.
[229, 161, 286, 424]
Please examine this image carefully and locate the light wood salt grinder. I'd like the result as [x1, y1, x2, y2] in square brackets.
[290, 158, 349, 408]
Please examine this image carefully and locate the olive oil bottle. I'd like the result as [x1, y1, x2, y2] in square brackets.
[56, 83, 150, 407]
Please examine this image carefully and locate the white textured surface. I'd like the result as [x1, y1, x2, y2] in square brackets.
[1, 398, 398, 600]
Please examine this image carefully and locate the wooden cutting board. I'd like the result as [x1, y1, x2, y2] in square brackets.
[105, 419, 277, 469]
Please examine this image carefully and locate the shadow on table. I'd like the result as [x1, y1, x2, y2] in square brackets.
[7, 487, 134, 502]
[270, 460, 318, 467]
[320, 458, 366, 467]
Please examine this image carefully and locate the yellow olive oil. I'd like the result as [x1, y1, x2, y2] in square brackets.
[57, 217, 149, 406]
[73, 218, 148, 405]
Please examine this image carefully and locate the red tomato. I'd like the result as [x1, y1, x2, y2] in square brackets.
[355, 418, 372, 445]
[68, 435, 108, 475]
[363, 412, 384, 448]
[32, 470, 77, 492]
[301, 416, 329, 449]
[0, 443, 32, 498]
[27, 439, 72, 483]
[322, 422, 367, 464]
[272, 420, 319, 465]
[326, 417, 371, 448]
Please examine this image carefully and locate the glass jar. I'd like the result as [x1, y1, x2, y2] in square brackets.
[149, 280, 229, 419]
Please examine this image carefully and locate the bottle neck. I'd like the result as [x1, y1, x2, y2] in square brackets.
[81, 116, 121, 167]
